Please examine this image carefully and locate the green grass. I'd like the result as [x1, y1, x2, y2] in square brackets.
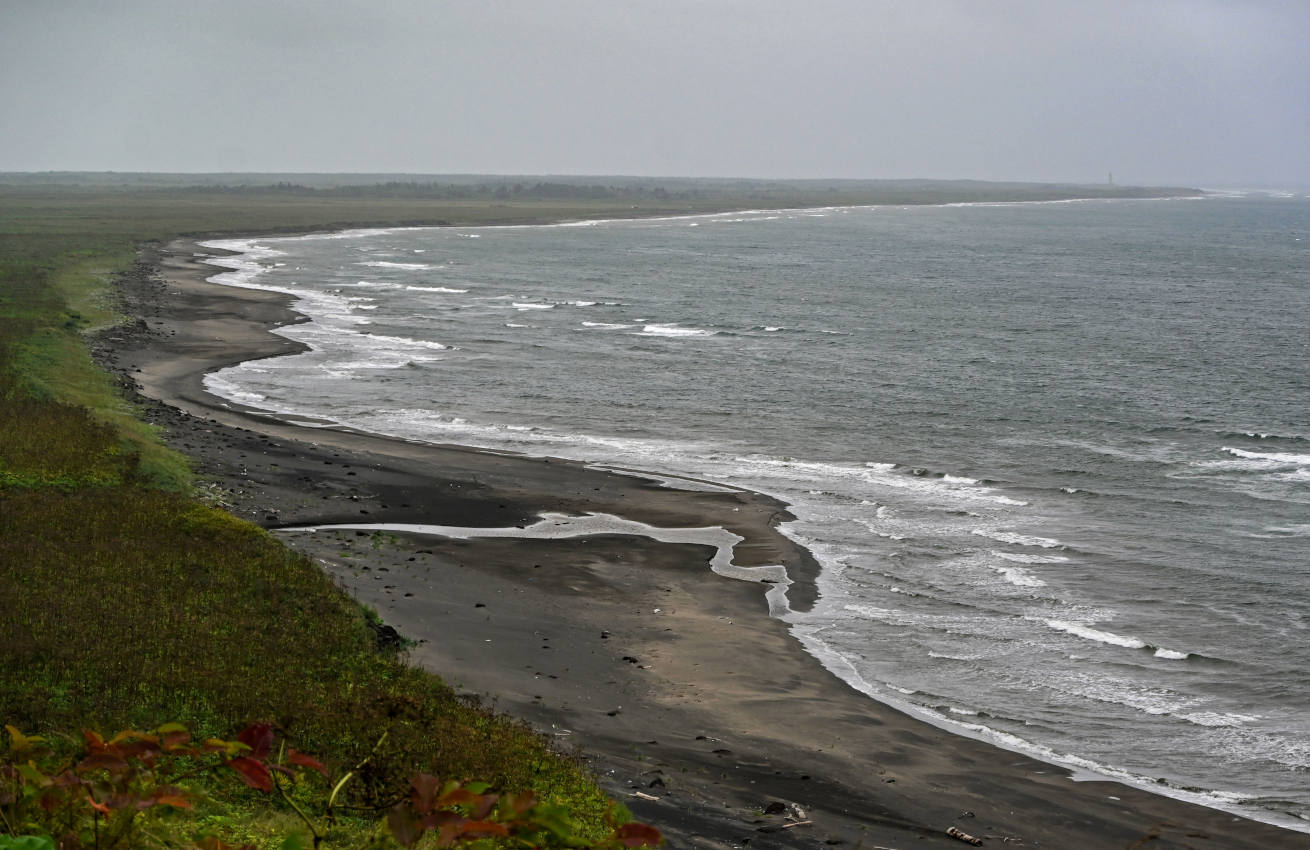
[0, 488, 601, 807]
[0, 186, 661, 846]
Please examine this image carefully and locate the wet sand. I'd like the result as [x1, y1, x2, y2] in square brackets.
[94, 237, 1310, 849]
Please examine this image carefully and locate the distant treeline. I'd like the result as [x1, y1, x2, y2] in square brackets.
[180, 180, 690, 200]
[0, 172, 1200, 204]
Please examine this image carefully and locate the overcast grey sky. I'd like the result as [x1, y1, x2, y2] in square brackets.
[1, 0, 1306, 186]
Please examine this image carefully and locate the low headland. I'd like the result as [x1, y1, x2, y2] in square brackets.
[5, 176, 1304, 849]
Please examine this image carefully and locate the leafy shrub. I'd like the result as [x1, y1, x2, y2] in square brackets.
[0, 724, 661, 849]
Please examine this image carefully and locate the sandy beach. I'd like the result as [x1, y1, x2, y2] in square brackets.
[92, 237, 1310, 850]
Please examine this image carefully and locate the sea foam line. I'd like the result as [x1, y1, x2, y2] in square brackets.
[635, 323, 717, 337]
[1221, 447, 1310, 465]
[356, 261, 438, 270]
[281, 512, 793, 616]
[973, 529, 1062, 548]
[787, 622, 1304, 833]
[1041, 620, 1190, 659]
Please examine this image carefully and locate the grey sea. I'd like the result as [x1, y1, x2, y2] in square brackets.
[202, 192, 1310, 831]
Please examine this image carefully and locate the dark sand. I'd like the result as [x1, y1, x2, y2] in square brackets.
[94, 238, 1310, 849]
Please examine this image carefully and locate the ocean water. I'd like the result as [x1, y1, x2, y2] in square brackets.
[200, 193, 1310, 831]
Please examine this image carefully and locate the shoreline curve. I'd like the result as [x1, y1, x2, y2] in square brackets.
[90, 231, 1310, 849]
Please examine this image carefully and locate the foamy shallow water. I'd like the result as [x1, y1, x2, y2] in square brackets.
[200, 195, 1310, 832]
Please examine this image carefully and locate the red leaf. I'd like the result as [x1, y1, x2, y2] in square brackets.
[388, 804, 423, 847]
[470, 794, 498, 821]
[115, 739, 161, 761]
[433, 822, 463, 847]
[225, 757, 272, 792]
[161, 730, 192, 751]
[457, 821, 509, 839]
[86, 795, 112, 816]
[419, 811, 464, 830]
[235, 724, 274, 759]
[287, 748, 328, 778]
[410, 773, 441, 813]
[436, 788, 481, 808]
[82, 729, 106, 752]
[153, 786, 193, 809]
[107, 729, 152, 747]
[613, 823, 664, 847]
[77, 753, 129, 775]
[155, 794, 192, 810]
[52, 771, 83, 788]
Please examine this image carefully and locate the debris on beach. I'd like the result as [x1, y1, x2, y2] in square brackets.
[947, 825, 984, 845]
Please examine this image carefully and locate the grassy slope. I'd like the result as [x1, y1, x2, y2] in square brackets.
[0, 188, 678, 846]
[0, 179, 1197, 846]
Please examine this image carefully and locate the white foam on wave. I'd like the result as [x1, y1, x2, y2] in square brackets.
[1044, 620, 1146, 649]
[203, 373, 267, 406]
[355, 261, 437, 270]
[1044, 622, 1192, 661]
[737, 457, 1030, 510]
[198, 239, 286, 291]
[406, 285, 469, 293]
[581, 321, 635, 330]
[973, 529, 1062, 548]
[335, 280, 399, 289]
[928, 651, 985, 662]
[635, 323, 718, 337]
[851, 517, 907, 540]
[843, 602, 901, 622]
[996, 566, 1047, 588]
[788, 618, 1305, 832]
[342, 407, 709, 466]
[512, 302, 555, 310]
[1221, 447, 1310, 465]
[584, 464, 739, 493]
[994, 551, 1069, 564]
[361, 333, 449, 351]
[1263, 524, 1310, 536]
[292, 227, 413, 242]
[273, 324, 449, 374]
[1179, 711, 1260, 728]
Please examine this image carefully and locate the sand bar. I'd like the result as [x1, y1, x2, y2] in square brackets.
[92, 237, 1309, 849]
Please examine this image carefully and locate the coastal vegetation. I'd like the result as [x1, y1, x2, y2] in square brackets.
[0, 175, 1198, 847]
